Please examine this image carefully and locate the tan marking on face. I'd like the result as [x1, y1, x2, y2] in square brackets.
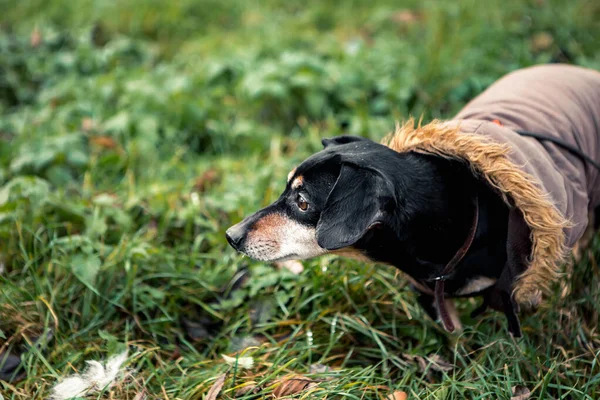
[250, 213, 285, 241]
[331, 247, 373, 263]
[244, 213, 326, 261]
[287, 167, 297, 182]
[291, 175, 303, 190]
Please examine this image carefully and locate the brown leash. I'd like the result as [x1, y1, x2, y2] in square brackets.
[426, 195, 479, 333]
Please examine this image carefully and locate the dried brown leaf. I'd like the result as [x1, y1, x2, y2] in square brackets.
[391, 9, 421, 24]
[511, 385, 531, 400]
[427, 354, 453, 372]
[194, 169, 220, 192]
[386, 391, 408, 400]
[132, 390, 147, 400]
[30, 27, 42, 47]
[531, 32, 553, 51]
[235, 382, 259, 397]
[81, 118, 95, 132]
[90, 135, 118, 149]
[206, 373, 227, 400]
[272, 375, 319, 398]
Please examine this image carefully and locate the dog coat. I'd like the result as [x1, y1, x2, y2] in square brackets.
[383, 64, 600, 305]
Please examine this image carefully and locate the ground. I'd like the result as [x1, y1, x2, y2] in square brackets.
[1, 0, 600, 398]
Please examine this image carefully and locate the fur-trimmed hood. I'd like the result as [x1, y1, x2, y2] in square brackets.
[382, 119, 569, 305]
[380, 64, 600, 306]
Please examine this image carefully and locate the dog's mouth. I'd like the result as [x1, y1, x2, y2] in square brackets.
[233, 239, 305, 262]
[227, 212, 327, 262]
[242, 252, 300, 263]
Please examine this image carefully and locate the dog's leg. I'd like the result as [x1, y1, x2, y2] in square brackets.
[414, 287, 463, 332]
[497, 208, 532, 336]
[472, 208, 530, 336]
[444, 298, 463, 332]
[573, 209, 596, 263]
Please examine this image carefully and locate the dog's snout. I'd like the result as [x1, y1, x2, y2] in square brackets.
[225, 224, 245, 250]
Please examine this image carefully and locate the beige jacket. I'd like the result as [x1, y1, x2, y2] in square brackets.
[384, 64, 600, 305]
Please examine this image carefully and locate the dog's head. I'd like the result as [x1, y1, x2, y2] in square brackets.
[225, 135, 405, 262]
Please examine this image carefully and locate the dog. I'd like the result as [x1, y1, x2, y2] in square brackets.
[226, 64, 600, 336]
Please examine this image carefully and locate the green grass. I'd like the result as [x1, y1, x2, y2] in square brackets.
[1, 0, 600, 398]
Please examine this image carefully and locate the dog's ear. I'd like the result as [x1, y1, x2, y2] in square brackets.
[316, 163, 395, 250]
[322, 135, 367, 148]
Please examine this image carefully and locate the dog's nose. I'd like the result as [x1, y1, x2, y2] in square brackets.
[225, 224, 245, 250]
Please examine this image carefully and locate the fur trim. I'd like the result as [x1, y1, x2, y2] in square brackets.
[381, 119, 569, 306]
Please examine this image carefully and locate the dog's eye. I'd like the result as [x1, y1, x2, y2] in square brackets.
[296, 195, 309, 211]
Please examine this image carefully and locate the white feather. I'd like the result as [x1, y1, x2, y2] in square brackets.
[51, 351, 128, 400]
[222, 354, 254, 369]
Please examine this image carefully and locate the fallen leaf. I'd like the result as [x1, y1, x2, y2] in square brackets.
[222, 354, 254, 370]
[235, 382, 259, 397]
[427, 354, 453, 372]
[206, 373, 227, 400]
[386, 391, 408, 400]
[272, 375, 319, 398]
[193, 169, 220, 192]
[511, 385, 531, 400]
[132, 390, 147, 400]
[30, 27, 42, 47]
[169, 346, 181, 361]
[81, 118, 95, 132]
[531, 32, 553, 51]
[403, 353, 454, 374]
[391, 9, 421, 25]
[90, 136, 118, 149]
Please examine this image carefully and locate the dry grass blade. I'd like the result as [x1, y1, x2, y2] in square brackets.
[386, 391, 408, 400]
[132, 390, 147, 400]
[427, 355, 453, 372]
[402, 354, 454, 374]
[511, 385, 531, 400]
[234, 382, 259, 397]
[272, 375, 319, 398]
[206, 373, 227, 400]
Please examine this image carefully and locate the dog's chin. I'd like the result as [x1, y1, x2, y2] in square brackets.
[239, 246, 326, 263]
[240, 250, 300, 263]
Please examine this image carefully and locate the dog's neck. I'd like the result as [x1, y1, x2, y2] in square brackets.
[355, 152, 501, 281]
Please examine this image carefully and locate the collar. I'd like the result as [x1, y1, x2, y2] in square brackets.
[424, 194, 479, 333]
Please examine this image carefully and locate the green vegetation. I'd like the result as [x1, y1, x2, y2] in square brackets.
[1, 0, 599, 398]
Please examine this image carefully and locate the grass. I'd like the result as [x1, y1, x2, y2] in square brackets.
[1, 0, 600, 398]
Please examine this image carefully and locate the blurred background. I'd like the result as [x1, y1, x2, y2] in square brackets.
[1, 0, 600, 398]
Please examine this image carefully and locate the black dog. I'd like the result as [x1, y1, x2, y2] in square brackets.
[227, 65, 600, 337]
[226, 135, 529, 336]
